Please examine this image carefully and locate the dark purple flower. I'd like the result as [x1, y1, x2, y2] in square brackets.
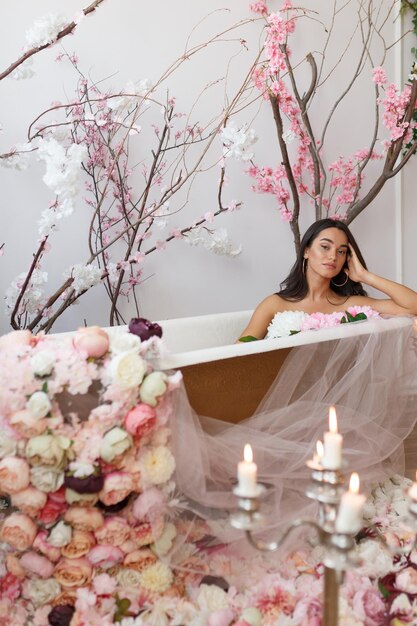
[64, 472, 104, 494]
[200, 575, 229, 592]
[48, 605, 75, 626]
[128, 318, 162, 341]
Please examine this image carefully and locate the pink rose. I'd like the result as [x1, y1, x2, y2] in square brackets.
[0, 330, 33, 349]
[9, 410, 48, 438]
[5, 554, 26, 578]
[0, 572, 21, 601]
[132, 487, 166, 520]
[0, 457, 30, 493]
[131, 516, 164, 547]
[352, 589, 386, 626]
[124, 404, 156, 439]
[396, 567, 417, 594]
[61, 530, 96, 559]
[20, 551, 54, 579]
[11, 487, 47, 517]
[94, 517, 131, 546]
[0, 513, 37, 550]
[99, 472, 133, 506]
[33, 531, 62, 562]
[39, 495, 68, 525]
[93, 573, 117, 595]
[64, 506, 104, 532]
[86, 545, 124, 569]
[73, 326, 109, 359]
[208, 609, 236, 626]
[54, 557, 93, 588]
[123, 548, 157, 571]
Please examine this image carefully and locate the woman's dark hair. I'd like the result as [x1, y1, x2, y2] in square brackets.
[278, 218, 368, 301]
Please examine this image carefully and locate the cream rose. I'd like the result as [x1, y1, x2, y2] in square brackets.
[110, 331, 141, 355]
[53, 557, 93, 588]
[61, 530, 96, 559]
[27, 390, 51, 418]
[139, 371, 168, 407]
[0, 513, 37, 551]
[31, 350, 55, 377]
[48, 521, 72, 547]
[26, 434, 71, 468]
[100, 427, 132, 463]
[0, 457, 30, 493]
[22, 577, 61, 607]
[123, 548, 157, 572]
[30, 465, 65, 493]
[139, 445, 175, 485]
[116, 567, 142, 589]
[109, 351, 147, 388]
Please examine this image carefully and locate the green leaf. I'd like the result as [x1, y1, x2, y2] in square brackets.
[238, 335, 259, 342]
[353, 312, 367, 321]
[41, 381, 48, 393]
[377, 579, 389, 600]
[116, 598, 131, 614]
[340, 316, 347, 324]
[289, 330, 301, 335]
[346, 310, 356, 322]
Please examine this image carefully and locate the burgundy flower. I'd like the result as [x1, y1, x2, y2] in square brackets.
[48, 605, 75, 626]
[64, 472, 104, 494]
[128, 318, 162, 341]
[200, 575, 229, 592]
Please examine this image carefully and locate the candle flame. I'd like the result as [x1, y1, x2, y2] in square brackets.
[316, 440, 324, 458]
[329, 406, 338, 434]
[349, 472, 360, 494]
[244, 444, 253, 463]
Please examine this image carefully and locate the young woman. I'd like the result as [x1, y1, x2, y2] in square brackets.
[240, 218, 417, 340]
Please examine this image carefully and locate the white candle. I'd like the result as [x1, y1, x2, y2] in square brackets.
[237, 444, 258, 496]
[408, 470, 417, 501]
[335, 472, 366, 534]
[322, 406, 343, 469]
[313, 439, 323, 465]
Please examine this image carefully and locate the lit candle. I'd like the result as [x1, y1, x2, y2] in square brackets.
[313, 440, 324, 465]
[237, 444, 258, 496]
[408, 471, 417, 501]
[335, 472, 366, 534]
[322, 406, 343, 469]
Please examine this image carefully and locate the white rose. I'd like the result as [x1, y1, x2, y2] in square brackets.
[48, 521, 72, 547]
[109, 351, 147, 388]
[140, 445, 175, 485]
[31, 350, 55, 377]
[22, 577, 61, 607]
[151, 522, 176, 556]
[266, 310, 307, 339]
[116, 567, 142, 589]
[196, 584, 229, 611]
[26, 434, 71, 468]
[27, 390, 51, 418]
[0, 432, 17, 459]
[100, 427, 132, 462]
[30, 465, 64, 493]
[110, 331, 141, 355]
[139, 371, 167, 407]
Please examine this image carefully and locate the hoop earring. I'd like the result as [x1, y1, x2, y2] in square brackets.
[331, 273, 348, 287]
[303, 258, 307, 274]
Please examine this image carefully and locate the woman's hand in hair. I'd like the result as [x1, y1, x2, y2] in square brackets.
[347, 244, 367, 283]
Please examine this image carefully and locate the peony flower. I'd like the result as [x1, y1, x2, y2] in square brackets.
[0, 457, 30, 493]
[20, 551, 55, 579]
[31, 465, 65, 493]
[9, 409, 48, 437]
[48, 521, 72, 547]
[124, 404, 156, 438]
[65, 489, 98, 506]
[240, 608, 262, 626]
[197, 584, 229, 611]
[352, 589, 386, 626]
[395, 567, 417, 594]
[64, 506, 104, 532]
[123, 548, 157, 572]
[33, 531, 62, 562]
[94, 517, 131, 547]
[11, 487, 47, 517]
[128, 318, 162, 341]
[0, 329, 33, 348]
[266, 310, 307, 338]
[110, 330, 142, 354]
[139, 445, 175, 485]
[73, 326, 109, 359]
[0, 430, 18, 458]
[61, 530, 96, 559]
[100, 427, 132, 462]
[92, 573, 117, 596]
[27, 390, 52, 418]
[139, 372, 168, 407]
[116, 567, 142, 590]
[0, 513, 37, 550]
[26, 434, 71, 468]
[109, 351, 147, 388]
[53, 557, 93, 588]
[140, 562, 173, 593]
[64, 469, 104, 494]
[86, 544, 124, 569]
[99, 471, 134, 506]
[132, 487, 166, 519]
[151, 522, 176, 556]
[47, 605, 75, 626]
[31, 350, 55, 377]
[39, 492, 68, 524]
[22, 577, 61, 607]
[208, 609, 235, 626]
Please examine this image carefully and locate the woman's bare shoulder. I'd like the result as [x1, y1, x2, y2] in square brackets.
[238, 294, 288, 340]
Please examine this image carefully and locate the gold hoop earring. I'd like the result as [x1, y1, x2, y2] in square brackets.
[331, 273, 348, 287]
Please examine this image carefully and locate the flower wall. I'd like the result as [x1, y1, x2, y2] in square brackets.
[0, 0, 415, 333]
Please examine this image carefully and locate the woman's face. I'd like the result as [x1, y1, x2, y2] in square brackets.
[304, 227, 349, 279]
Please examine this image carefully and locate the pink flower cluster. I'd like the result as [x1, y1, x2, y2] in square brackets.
[300, 306, 380, 332]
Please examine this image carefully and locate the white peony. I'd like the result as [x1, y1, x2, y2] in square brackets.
[109, 351, 147, 388]
[390, 592, 412, 614]
[357, 539, 398, 578]
[100, 427, 132, 462]
[68, 461, 95, 478]
[139, 371, 167, 406]
[196, 584, 229, 611]
[140, 445, 175, 485]
[110, 331, 141, 355]
[266, 311, 308, 339]
[30, 465, 64, 493]
[22, 577, 61, 606]
[26, 434, 71, 468]
[240, 608, 262, 626]
[48, 521, 72, 547]
[31, 350, 55, 376]
[26, 391, 51, 418]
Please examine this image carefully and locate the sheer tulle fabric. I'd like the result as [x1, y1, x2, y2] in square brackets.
[172, 318, 417, 536]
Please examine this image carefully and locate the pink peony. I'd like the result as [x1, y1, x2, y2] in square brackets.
[0, 573, 21, 602]
[132, 487, 166, 520]
[395, 567, 417, 594]
[11, 487, 47, 517]
[39, 495, 68, 525]
[208, 609, 236, 626]
[53, 557, 93, 588]
[0, 457, 30, 494]
[61, 530, 96, 559]
[0, 513, 37, 551]
[33, 531, 62, 563]
[64, 506, 104, 532]
[0, 330, 33, 349]
[73, 326, 109, 359]
[20, 551, 54, 579]
[9, 410, 48, 438]
[86, 545, 124, 569]
[94, 517, 131, 546]
[92, 573, 117, 595]
[352, 589, 386, 626]
[98, 472, 133, 506]
[124, 404, 156, 439]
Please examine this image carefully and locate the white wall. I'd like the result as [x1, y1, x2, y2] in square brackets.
[0, 0, 413, 334]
